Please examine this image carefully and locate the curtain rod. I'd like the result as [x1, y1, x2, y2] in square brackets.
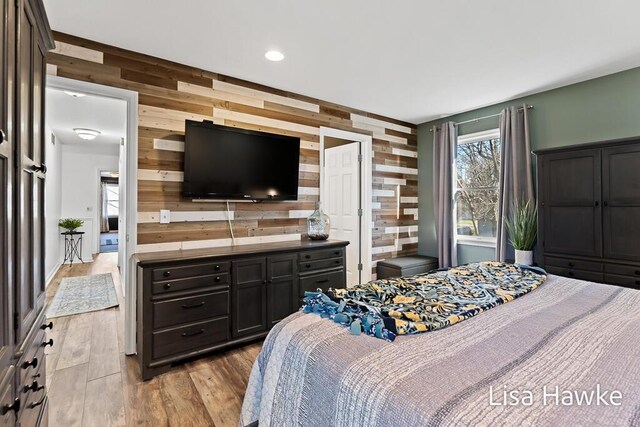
[429, 105, 534, 132]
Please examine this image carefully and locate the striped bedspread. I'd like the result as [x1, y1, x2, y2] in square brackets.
[240, 275, 640, 427]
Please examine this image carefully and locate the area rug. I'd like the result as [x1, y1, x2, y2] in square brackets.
[47, 273, 119, 318]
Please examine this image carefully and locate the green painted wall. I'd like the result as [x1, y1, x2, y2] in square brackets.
[417, 66, 640, 263]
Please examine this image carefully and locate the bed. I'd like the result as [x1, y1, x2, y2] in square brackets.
[239, 265, 640, 427]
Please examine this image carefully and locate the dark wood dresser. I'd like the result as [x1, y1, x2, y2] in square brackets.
[135, 239, 348, 380]
[535, 138, 640, 289]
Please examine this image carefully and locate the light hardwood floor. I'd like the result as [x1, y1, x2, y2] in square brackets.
[45, 252, 261, 427]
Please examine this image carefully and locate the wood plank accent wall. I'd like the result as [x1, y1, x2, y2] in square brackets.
[46, 32, 418, 274]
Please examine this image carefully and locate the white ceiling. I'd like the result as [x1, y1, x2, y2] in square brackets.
[46, 88, 127, 149]
[43, 0, 640, 124]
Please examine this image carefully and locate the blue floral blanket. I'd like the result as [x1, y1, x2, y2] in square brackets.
[301, 261, 547, 341]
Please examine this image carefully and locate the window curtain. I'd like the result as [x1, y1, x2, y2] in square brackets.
[433, 122, 458, 268]
[100, 182, 110, 233]
[496, 104, 535, 261]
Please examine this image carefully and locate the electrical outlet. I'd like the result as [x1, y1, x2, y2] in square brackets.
[160, 210, 170, 224]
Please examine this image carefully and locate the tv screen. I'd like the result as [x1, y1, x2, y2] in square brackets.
[183, 120, 300, 200]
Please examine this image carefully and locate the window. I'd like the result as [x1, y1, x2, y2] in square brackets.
[106, 184, 119, 217]
[454, 129, 501, 246]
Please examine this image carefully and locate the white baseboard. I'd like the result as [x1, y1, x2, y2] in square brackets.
[45, 261, 63, 288]
[61, 257, 94, 265]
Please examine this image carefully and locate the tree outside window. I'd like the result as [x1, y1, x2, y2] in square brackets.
[455, 130, 501, 244]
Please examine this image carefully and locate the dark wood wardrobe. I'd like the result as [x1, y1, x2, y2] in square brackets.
[536, 138, 640, 289]
[1, 0, 54, 425]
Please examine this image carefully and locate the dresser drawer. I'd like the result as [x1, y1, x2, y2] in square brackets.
[300, 257, 343, 273]
[152, 261, 229, 282]
[152, 318, 229, 359]
[300, 248, 344, 262]
[300, 270, 345, 296]
[18, 385, 46, 427]
[152, 273, 229, 295]
[546, 266, 604, 283]
[604, 263, 640, 277]
[18, 327, 46, 387]
[0, 367, 16, 427]
[604, 274, 640, 289]
[153, 291, 229, 329]
[545, 256, 603, 272]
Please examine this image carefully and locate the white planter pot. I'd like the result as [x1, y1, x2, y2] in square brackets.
[515, 250, 533, 266]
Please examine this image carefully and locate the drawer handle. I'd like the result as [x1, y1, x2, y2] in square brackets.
[41, 338, 54, 348]
[334, 251, 340, 256]
[164, 283, 172, 290]
[306, 264, 311, 268]
[305, 254, 311, 259]
[568, 271, 575, 277]
[1, 398, 20, 416]
[23, 380, 44, 394]
[163, 271, 171, 278]
[214, 265, 221, 271]
[635, 270, 640, 276]
[316, 279, 330, 284]
[181, 302, 205, 309]
[182, 329, 205, 338]
[334, 260, 340, 264]
[29, 390, 46, 410]
[568, 262, 574, 267]
[41, 321, 53, 330]
[214, 276, 221, 282]
[22, 357, 38, 370]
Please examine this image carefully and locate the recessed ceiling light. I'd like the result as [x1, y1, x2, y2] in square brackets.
[265, 50, 284, 62]
[73, 128, 101, 140]
[64, 90, 86, 98]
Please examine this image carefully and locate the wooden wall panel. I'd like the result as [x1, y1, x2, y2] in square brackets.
[47, 32, 419, 273]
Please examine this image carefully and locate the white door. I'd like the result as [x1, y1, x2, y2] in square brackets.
[324, 143, 360, 287]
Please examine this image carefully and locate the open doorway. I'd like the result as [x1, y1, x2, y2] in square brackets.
[45, 76, 139, 355]
[320, 127, 373, 287]
[99, 171, 120, 253]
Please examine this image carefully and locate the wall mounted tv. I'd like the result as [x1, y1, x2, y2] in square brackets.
[183, 120, 300, 200]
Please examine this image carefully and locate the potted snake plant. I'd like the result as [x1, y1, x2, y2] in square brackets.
[504, 200, 537, 265]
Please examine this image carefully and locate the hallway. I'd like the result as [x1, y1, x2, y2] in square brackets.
[45, 253, 261, 427]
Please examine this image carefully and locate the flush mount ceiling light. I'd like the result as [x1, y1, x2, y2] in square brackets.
[73, 128, 101, 140]
[64, 90, 86, 98]
[265, 50, 284, 62]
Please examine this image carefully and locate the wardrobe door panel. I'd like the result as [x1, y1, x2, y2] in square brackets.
[602, 144, 640, 262]
[1, 0, 16, 378]
[15, 0, 46, 345]
[541, 149, 601, 257]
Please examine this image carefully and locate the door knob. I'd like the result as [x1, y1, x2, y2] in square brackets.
[1, 398, 20, 415]
[41, 321, 53, 330]
[31, 163, 47, 174]
[41, 338, 54, 348]
[22, 357, 38, 369]
[23, 380, 43, 393]
[0, 129, 5, 143]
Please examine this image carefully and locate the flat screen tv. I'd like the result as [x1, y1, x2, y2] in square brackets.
[183, 120, 300, 200]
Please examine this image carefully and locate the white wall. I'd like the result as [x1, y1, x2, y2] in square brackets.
[44, 127, 63, 285]
[60, 143, 119, 260]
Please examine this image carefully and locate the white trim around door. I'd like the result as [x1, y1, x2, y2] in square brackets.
[320, 127, 373, 285]
[46, 75, 139, 355]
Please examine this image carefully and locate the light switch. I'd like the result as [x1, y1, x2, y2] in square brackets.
[160, 210, 170, 224]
